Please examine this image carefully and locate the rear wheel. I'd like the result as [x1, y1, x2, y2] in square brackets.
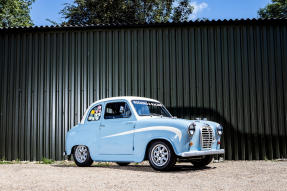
[148, 141, 176, 171]
[116, 162, 130, 166]
[191, 155, 213, 167]
[73, 145, 93, 167]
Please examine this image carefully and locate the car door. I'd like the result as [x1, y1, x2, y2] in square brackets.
[98, 100, 136, 155]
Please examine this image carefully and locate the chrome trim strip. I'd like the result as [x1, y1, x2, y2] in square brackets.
[179, 149, 225, 157]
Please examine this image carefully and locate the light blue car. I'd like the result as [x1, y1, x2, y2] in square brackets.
[64, 96, 224, 171]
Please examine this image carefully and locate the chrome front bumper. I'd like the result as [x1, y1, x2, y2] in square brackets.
[179, 149, 225, 157]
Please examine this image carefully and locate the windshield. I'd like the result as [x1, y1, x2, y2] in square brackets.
[132, 100, 172, 117]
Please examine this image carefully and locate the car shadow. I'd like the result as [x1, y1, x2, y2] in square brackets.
[98, 164, 215, 173]
[52, 163, 215, 173]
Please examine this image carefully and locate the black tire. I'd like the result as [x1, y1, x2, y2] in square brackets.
[116, 162, 130, 166]
[148, 141, 176, 171]
[73, 145, 93, 167]
[191, 155, 213, 167]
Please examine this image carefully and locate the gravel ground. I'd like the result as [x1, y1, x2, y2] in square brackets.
[0, 160, 287, 191]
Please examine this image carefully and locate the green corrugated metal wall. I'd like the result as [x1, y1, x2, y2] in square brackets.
[0, 20, 286, 161]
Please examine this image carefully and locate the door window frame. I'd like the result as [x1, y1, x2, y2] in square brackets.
[103, 101, 132, 120]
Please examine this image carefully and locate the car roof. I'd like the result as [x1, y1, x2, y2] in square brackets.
[80, 96, 163, 124]
[93, 96, 160, 105]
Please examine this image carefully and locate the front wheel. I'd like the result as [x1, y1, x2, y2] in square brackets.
[148, 141, 176, 171]
[191, 155, 213, 167]
[73, 145, 93, 167]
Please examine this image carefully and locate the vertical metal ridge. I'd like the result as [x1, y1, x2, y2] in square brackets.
[0, 34, 3, 159]
[280, 25, 287, 158]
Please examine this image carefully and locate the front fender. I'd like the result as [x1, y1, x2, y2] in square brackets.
[145, 136, 179, 154]
[132, 125, 189, 162]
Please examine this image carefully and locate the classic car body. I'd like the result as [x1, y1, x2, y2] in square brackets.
[65, 96, 224, 170]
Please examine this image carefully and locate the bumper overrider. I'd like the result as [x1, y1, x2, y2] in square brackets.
[179, 149, 225, 157]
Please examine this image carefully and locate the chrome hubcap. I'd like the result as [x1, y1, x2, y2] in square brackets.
[75, 145, 88, 163]
[151, 144, 169, 166]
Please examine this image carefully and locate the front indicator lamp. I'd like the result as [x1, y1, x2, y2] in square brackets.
[188, 123, 196, 136]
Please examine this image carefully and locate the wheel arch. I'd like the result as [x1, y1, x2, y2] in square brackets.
[70, 144, 91, 155]
[71, 145, 78, 155]
[144, 138, 176, 160]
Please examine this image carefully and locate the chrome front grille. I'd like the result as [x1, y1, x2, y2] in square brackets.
[201, 126, 214, 150]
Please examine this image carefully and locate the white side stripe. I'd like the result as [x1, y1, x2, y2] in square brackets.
[102, 126, 182, 141]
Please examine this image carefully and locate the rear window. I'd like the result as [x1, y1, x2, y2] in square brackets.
[87, 104, 102, 121]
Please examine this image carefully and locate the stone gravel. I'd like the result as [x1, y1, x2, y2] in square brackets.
[0, 160, 286, 191]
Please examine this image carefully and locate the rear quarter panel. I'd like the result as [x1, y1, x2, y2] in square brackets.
[65, 124, 98, 159]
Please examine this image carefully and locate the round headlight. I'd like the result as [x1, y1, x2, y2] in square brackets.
[188, 123, 196, 136]
[217, 130, 223, 135]
[217, 125, 223, 136]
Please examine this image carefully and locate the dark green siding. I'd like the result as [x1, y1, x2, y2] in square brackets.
[0, 20, 286, 160]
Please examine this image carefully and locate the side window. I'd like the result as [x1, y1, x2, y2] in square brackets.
[87, 104, 102, 121]
[104, 102, 131, 119]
